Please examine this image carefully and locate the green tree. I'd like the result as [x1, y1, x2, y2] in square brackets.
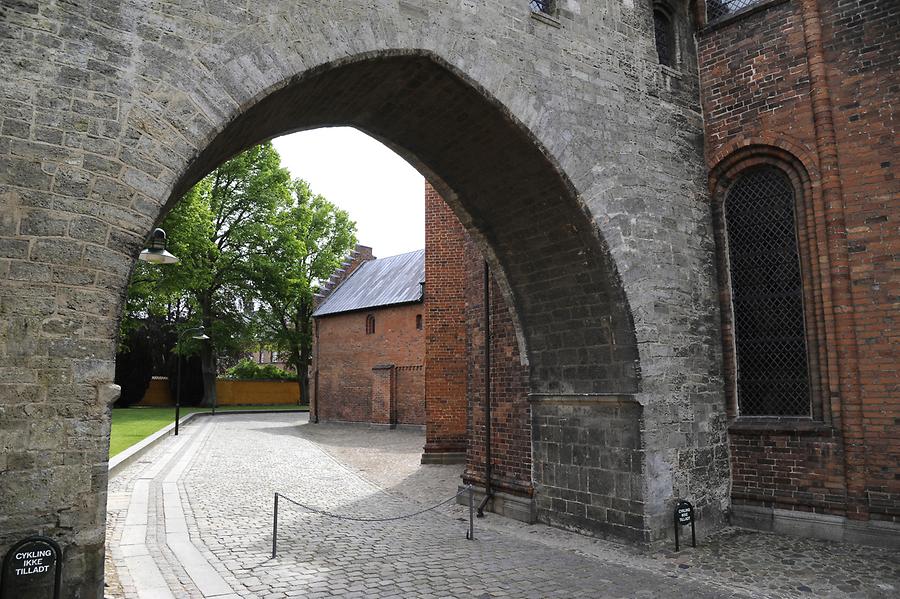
[120, 142, 356, 407]
[151, 142, 294, 406]
[251, 180, 356, 403]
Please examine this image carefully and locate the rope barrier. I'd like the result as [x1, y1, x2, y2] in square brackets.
[276, 486, 469, 522]
[272, 485, 475, 557]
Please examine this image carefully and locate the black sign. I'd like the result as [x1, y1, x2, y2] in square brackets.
[673, 500, 696, 552]
[1, 536, 62, 599]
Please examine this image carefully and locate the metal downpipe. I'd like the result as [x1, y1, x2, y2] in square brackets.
[477, 261, 493, 518]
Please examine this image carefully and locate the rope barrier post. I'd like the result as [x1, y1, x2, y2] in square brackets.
[467, 485, 475, 540]
[272, 492, 279, 559]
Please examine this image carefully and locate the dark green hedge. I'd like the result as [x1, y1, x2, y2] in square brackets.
[224, 358, 295, 381]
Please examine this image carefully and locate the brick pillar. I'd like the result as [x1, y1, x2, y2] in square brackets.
[798, 0, 867, 520]
[371, 364, 396, 427]
[422, 182, 468, 463]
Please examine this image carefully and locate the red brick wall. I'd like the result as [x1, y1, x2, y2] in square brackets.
[423, 183, 469, 455]
[729, 425, 847, 513]
[396, 365, 425, 425]
[370, 365, 394, 425]
[700, 0, 899, 522]
[315, 303, 424, 423]
[819, 0, 900, 521]
[462, 236, 532, 497]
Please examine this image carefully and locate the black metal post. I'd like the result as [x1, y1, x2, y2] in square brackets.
[272, 493, 279, 558]
[467, 486, 475, 540]
[175, 352, 182, 436]
[674, 510, 680, 552]
[173, 326, 207, 433]
[690, 516, 696, 548]
[477, 261, 493, 518]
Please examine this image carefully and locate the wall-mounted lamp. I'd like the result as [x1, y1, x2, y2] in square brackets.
[138, 228, 179, 264]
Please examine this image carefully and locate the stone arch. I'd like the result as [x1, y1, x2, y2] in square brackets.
[0, 2, 733, 592]
[154, 50, 640, 396]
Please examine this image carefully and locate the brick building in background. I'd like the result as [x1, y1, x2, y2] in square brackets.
[311, 248, 426, 427]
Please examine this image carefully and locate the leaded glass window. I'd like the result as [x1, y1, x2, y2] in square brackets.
[724, 167, 811, 417]
[707, 0, 767, 23]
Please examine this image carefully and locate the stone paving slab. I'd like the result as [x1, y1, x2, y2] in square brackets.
[105, 414, 900, 598]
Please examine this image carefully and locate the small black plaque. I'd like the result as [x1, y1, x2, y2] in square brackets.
[1, 536, 62, 599]
[673, 500, 696, 551]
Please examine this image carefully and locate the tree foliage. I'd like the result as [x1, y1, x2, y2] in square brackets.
[251, 179, 356, 401]
[224, 359, 295, 381]
[119, 142, 356, 407]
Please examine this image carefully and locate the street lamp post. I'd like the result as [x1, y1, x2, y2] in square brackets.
[175, 326, 209, 435]
[138, 227, 187, 431]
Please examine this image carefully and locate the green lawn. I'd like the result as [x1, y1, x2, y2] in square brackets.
[109, 405, 308, 457]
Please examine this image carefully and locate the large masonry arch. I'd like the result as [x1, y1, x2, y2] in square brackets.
[170, 51, 641, 396]
[0, 2, 728, 596]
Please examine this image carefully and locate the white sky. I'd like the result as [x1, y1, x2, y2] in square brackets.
[272, 127, 425, 258]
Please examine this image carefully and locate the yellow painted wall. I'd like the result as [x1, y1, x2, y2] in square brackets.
[137, 378, 301, 406]
[141, 378, 173, 406]
[216, 379, 300, 405]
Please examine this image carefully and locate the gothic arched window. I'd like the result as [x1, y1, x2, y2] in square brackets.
[723, 167, 811, 417]
[365, 314, 375, 335]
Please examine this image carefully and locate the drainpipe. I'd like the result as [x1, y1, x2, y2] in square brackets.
[477, 260, 493, 517]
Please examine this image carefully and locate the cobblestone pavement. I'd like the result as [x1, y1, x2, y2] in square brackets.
[106, 414, 899, 598]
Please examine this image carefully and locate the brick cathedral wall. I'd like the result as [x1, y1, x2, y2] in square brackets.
[699, 0, 899, 522]
[729, 426, 847, 514]
[819, 0, 900, 521]
[315, 303, 424, 424]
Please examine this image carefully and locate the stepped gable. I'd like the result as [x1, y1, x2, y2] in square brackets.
[313, 244, 374, 308]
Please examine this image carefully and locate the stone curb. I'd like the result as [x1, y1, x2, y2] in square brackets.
[108, 408, 309, 477]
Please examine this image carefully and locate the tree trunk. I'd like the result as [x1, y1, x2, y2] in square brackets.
[298, 345, 310, 407]
[298, 302, 312, 409]
[200, 339, 217, 408]
[198, 306, 217, 408]
[297, 364, 309, 405]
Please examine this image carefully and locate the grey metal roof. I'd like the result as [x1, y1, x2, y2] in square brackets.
[312, 250, 424, 317]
